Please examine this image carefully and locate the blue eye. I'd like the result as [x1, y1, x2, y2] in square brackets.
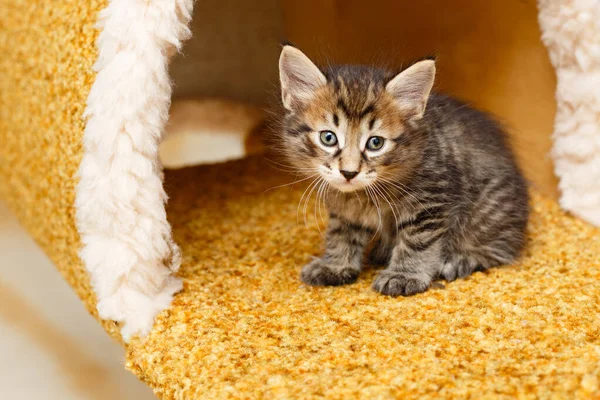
[320, 130, 338, 147]
[366, 136, 384, 151]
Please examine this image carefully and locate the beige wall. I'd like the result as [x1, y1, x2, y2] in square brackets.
[283, 0, 559, 198]
[171, 0, 284, 106]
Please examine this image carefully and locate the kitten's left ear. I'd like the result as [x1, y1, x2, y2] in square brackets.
[279, 45, 327, 110]
[386, 60, 436, 120]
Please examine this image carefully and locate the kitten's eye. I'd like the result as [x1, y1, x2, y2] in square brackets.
[366, 136, 385, 151]
[319, 130, 338, 147]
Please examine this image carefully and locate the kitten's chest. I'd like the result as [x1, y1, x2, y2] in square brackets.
[326, 192, 410, 231]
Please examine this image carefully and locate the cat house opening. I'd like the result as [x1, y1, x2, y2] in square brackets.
[165, 0, 558, 198]
[160, 0, 283, 168]
[72, 0, 598, 342]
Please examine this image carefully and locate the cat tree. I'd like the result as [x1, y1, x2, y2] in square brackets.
[1, 0, 599, 398]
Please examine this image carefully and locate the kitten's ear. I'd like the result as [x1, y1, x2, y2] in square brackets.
[386, 60, 436, 120]
[279, 46, 327, 110]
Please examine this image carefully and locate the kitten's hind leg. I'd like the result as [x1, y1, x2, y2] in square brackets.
[439, 247, 513, 282]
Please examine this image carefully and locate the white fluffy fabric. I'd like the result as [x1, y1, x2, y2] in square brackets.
[75, 0, 194, 341]
[538, 0, 600, 226]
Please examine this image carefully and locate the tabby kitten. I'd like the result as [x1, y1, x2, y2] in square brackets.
[277, 45, 529, 296]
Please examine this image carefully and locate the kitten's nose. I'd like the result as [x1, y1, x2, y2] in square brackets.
[340, 170, 359, 181]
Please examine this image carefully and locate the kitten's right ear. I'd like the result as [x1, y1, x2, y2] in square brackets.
[386, 60, 436, 120]
[279, 46, 326, 110]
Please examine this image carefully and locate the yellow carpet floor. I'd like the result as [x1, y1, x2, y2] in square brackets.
[122, 156, 600, 399]
[2, 1, 599, 397]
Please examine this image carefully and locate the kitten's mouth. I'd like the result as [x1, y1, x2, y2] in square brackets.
[330, 180, 365, 193]
[318, 168, 372, 193]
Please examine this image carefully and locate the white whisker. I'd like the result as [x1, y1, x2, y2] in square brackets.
[373, 182, 399, 236]
[365, 186, 383, 243]
[314, 179, 327, 239]
[297, 177, 320, 224]
[265, 173, 319, 193]
[317, 181, 330, 234]
[378, 174, 427, 212]
[303, 177, 323, 230]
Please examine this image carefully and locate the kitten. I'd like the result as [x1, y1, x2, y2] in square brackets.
[277, 45, 529, 296]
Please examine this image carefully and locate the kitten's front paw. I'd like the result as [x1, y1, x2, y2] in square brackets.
[301, 259, 359, 286]
[372, 271, 430, 297]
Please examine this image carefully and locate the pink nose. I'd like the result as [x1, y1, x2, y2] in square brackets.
[340, 170, 359, 181]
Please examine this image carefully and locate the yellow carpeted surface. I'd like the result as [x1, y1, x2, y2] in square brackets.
[0, 0, 120, 339]
[123, 157, 600, 399]
[1, 1, 599, 398]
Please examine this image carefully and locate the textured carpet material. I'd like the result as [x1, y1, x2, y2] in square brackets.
[126, 156, 600, 399]
[1, 1, 599, 398]
[0, 0, 121, 338]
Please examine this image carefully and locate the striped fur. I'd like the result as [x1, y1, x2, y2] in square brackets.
[278, 46, 529, 296]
